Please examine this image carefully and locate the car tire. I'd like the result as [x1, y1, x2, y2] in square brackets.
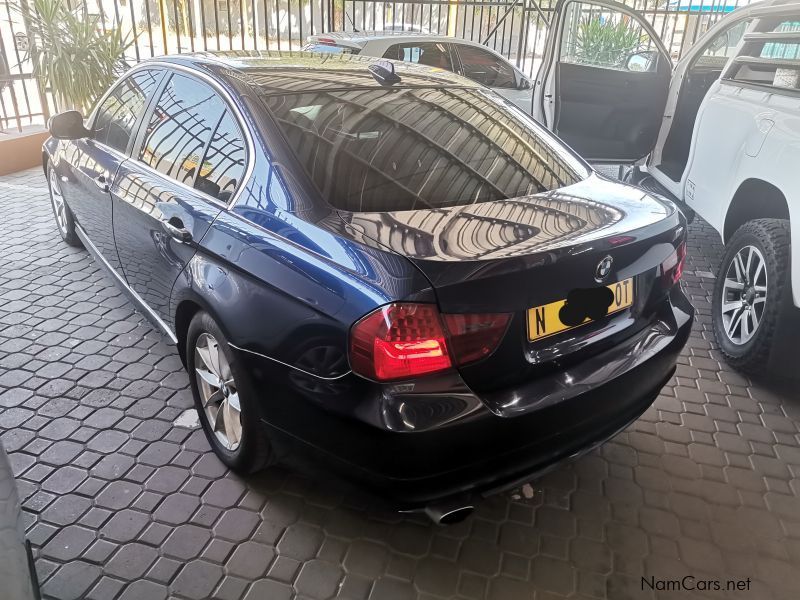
[46, 164, 82, 247]
[186, 311, 272, 473]
[712, 218, 791, 373]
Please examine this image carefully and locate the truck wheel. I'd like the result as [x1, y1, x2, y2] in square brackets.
[712, 219, 791, 374]
[187, 311, 273, 473]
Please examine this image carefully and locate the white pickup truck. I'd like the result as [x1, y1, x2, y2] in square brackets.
[532, 0, 800, 375]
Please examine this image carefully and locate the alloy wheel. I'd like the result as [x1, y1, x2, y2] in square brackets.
[720, 245, 768, 345]
[49, 169, 67, 234]
[194, 332, 242, 451]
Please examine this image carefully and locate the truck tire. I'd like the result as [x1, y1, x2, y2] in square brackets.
[712, 219, 791, 374]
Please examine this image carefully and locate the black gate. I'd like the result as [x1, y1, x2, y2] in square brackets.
[1, 0, 752, 132]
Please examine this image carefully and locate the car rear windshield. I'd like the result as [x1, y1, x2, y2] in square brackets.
[263, 86, 586, 212]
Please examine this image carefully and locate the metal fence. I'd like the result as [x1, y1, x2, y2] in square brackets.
[1, 0, 754, 132]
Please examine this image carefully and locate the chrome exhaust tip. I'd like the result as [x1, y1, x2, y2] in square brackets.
[423, 503, 474, 525]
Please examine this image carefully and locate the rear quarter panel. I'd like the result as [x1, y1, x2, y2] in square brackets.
[171, 153, 430, 376]
[684, 82, 800, 306]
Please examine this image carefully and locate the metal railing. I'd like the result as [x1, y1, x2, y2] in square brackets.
[1, 0, 754, 133]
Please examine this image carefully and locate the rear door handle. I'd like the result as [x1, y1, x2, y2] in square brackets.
[161, 218, 193, 244]
[94, 175, 109, 192]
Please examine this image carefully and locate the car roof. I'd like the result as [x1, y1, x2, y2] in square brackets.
[143, 51, 480, 94]
[306, 30, 498, 50]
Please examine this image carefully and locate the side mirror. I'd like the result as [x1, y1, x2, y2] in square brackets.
[625, 50, 658, 72]
[517, 76, 532, 91]
[48, 110, 91, 140]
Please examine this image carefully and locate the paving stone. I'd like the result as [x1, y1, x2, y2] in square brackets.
[105, 543, 159, 579]
[226, 541, 275, 579]
[2, 168, 800, 600]
[171, 559, 223, 600]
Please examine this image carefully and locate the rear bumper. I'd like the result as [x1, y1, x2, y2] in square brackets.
[256, 288, 693, 508]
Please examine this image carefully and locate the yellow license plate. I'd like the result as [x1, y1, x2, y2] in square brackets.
[527, 278, 634, 342]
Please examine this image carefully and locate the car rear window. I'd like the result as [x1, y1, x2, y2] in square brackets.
[263, 87, 586, 212]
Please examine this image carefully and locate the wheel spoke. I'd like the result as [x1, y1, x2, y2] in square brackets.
[721, 300, 743, 315]
[753, 259, 765, 286]
[733, 253, 746, 283]
[723, 278, 744, 291]
[742, 310, 751, 338]
[745, 247, 754, 280]
[217, 348, 232, 382]
[195, 366, 221, 389]
[214, 400, 226, 435]
[750, 306, 761, 331]
[203, 388, 224, 408]
[196, 342, 217, 376]
[223, 399, 241, 446]
[726, 309, 744, 337]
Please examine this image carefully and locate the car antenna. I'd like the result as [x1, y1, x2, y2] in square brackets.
[368, 60, 401, 85]
[346, 12, 360, 33]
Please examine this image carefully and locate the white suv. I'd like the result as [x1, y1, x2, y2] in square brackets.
[533, 0, 800, 374]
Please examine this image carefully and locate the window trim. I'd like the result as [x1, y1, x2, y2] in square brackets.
[109, 61, 255, 211]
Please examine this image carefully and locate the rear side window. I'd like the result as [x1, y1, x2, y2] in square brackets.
[194, 110, 247, 203]
[264, 87, 585, 212]
[93, 69, 162, 153]
[383, 42, 454, 71]
[455, 44, 516, 88]
[138, 74, 226, 186]
[726, 18, 800, 91]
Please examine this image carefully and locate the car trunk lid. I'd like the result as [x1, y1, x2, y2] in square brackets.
[338, 175, 685, 390]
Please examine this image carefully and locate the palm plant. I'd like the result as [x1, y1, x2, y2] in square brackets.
[13, 0, 131, 112]
[573, 16, 648, 68]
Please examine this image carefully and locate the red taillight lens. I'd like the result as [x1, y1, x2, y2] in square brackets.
[443, 312, 511, 365]
[349, 303, 512, 381]
[661, 240, 687, 286]
[350, 303, 452, 381]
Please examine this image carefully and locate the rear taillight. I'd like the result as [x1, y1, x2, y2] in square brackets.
[349, 303, 510, 382]
[660, 240, 687, 286]
[443, 312, 511, 365]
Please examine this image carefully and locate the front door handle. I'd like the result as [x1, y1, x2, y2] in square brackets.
[161, 218, 193, 244]
[94, 175, 109, 192]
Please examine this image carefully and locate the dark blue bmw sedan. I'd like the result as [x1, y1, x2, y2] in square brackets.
[43, 51, 693, 522]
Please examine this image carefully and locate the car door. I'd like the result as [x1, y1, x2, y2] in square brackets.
[534, 0, 672, 162]
[112, 69, 249, 327]
[58, 69, 163, 270]
[452, 42, 533, 112]
[648, 12, 754, 197]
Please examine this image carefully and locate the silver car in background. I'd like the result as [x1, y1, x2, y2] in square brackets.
[303, 31, 534, 112]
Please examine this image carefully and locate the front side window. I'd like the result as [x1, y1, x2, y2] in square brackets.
[138, 74, 226, 186]
[383, 42, 454, 71]
[93, 69, 162, 153]
[456, 45, 516, 88]
[263, 87, 585, 212]
[559, 2, 653, 71]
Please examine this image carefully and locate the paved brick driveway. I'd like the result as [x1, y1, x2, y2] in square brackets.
[1, 167, 798, 600]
